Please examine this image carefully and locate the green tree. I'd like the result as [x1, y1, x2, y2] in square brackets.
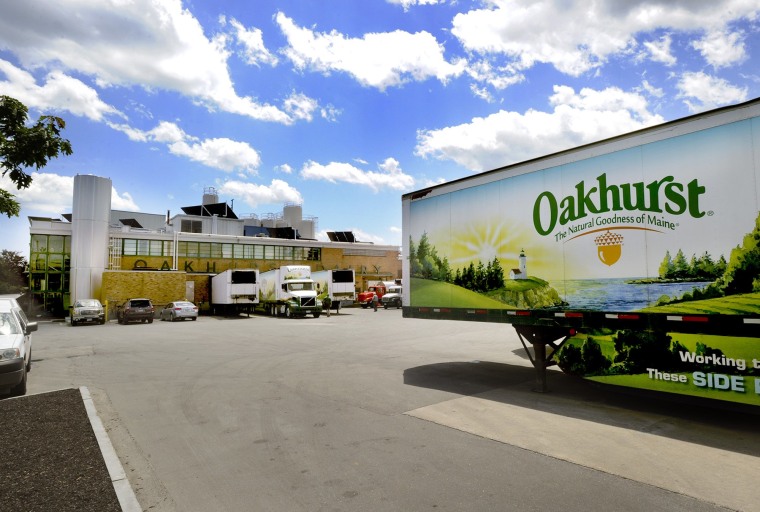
[671, 249, 689, 279]
[0, 95, 73, 217]
[613, 330, 674, 374]
[0, 250, 27, 294]
[658, 250, 673, 279]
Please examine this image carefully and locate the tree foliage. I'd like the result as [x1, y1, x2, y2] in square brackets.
[0, 95, 73, 217]
[0, 250, 27, 294]
[409, 233, 504, 292]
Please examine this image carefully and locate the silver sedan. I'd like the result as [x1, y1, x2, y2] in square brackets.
[160, 301, 199, 322]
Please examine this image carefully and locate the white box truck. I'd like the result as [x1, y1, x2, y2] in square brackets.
[312, 269, 356, 311]
[211, 269, 259, 316]
[259, 265, 322, 318]
[402, 98, 760, 409]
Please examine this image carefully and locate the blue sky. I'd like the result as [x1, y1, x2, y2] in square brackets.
[1, 0, 759, 258]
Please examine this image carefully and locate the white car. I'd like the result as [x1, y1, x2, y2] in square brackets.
[160, 301, 199, 322]
[0, 298, 37, 397]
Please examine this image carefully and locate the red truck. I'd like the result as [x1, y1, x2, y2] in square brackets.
[357, 281, 397, 308]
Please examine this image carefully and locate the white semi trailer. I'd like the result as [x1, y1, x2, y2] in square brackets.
[312, 269, 356, 310]
[210, 269, 259, 316]
[403, 97, 760, 409]
[259, 265, 322, 318]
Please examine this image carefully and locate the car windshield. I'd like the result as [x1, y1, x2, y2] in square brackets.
[75, 299, 101, 307]
[0, 312, 20, 335]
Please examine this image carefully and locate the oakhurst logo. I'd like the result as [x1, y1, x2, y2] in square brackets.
[532, 173, 706, 236]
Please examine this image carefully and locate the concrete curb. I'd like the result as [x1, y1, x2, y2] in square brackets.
[80, 387, 142, 512]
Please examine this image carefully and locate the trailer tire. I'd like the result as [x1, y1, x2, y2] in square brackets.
[284, 305, 291, 318]
[313, 312, 320, 318]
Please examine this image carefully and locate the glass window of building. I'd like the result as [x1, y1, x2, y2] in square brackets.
[233, 244, 244, 259]
[137, 239, 149, 255]
[49, 235, 65, 253]
[264, 245, 275, 260]
[33, 254, 47, 271]
[253, 245, 264, 259]
[31, 234, 48, 253]
[221, 244, 233, 259]
[123, 239, 138, 255]
[210, 243, 222, 258]
[199, 242, 211, 258]
[149, 240, 164, 256]
[48, 253, 64, 272]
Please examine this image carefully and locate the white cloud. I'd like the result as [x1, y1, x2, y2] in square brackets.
[451, 1, 759, 77]
[276, 12, 466, 91]
[0, 59, 122, 121]
[643, 35, 676, 66]
[387, 0, 445, 11]
[0, 0, 310, 124]
[320, 104, 341, 122]
[640, 80, 665, 98]
[218, 179, 303, 208]
[415, 85, 664, 172]
[225, 17, 279, 67]
[692, 29, 747, 68]
[111, 188, 140, 211]
[676, 72, 748, 112]
[300, 157, 415, 192]
[0, 172, 138, 214]
[169, 138, 261, 173]
[108, 121, 261, 173]
[283, 91, 318, 122]
[275, 164, 293, 174]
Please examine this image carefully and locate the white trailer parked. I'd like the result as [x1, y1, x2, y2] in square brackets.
[211, 269, 259, 316]
[312, 269, 356, 310]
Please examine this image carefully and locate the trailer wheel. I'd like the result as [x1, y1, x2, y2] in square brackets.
[313, 312, 320, 318]
[284, 305, 291, 318]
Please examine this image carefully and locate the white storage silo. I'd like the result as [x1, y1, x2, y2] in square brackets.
[70, 175, 112, 302]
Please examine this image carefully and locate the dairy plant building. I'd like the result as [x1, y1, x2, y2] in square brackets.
[27, 175, 401, 316]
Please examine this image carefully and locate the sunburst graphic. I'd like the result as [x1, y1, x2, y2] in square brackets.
[449, 221, 520, 267]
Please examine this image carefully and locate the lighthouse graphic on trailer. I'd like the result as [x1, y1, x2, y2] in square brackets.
[510, 249, 528, 280]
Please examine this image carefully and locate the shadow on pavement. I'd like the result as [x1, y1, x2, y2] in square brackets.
[403, 360, 760, 458]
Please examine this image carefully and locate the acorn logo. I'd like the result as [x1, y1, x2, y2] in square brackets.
[594, 230, 623, 266]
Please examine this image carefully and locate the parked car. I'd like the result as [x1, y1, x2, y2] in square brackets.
[71, 298, 105, 326]
[0, 297, 37, 396]
[160, 301, 199, 322]
[117, 298, 154, 324]
[381, 285, 402, 309]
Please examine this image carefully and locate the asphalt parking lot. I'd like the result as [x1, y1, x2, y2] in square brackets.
[18, 307, 760, 511]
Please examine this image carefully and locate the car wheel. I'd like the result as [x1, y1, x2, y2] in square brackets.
[26, 348, 32, 372]
[284, 305, 291, 318]
[191, 317, 197, 321]
[148, 318, 154, 324]
[10, 368, 27, 397]
[361, 303, 368, 309]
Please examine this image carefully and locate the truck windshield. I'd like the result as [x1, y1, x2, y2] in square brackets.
[287, 282, 314, 292]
